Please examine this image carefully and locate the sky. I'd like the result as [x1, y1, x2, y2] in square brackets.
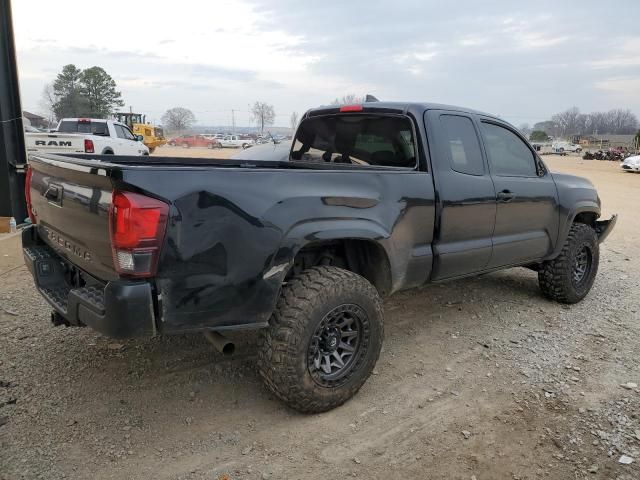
[12, 0, 640, 128]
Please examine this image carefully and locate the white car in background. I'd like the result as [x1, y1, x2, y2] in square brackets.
[219, 135, 255, 149]
[552, 141, 582, 153]
[621, 155, 640, 172]
[25, 118, 149, 156]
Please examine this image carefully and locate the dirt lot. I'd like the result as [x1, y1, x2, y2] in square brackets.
[1, 154, 639, 480]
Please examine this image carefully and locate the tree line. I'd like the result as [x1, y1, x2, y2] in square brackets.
[161, 102, 279, 133]
[528, 107, 639, 140]
[40, 65, 285, 134]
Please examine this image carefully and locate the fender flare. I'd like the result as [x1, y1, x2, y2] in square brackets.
[549, 202, 601, 259]
[263, 218, 394, 288]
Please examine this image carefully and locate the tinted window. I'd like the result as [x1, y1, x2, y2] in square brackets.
[122, 126, 136, 140]
[292, 114, 416, 168]
[115, 125, 135, 140]
[481, 122, 537, 176]
[114, 125, 127, 139]
[58, 120, 108, 136]
[440, 115, 484, 175]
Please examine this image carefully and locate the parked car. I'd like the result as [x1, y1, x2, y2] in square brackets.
[552, 142, 582, 153]
[621, 155, 640, 172]
[22, 101, 616, 413]
[25, 118, 149, 156]
[219, 135, 255, 149]
[168, 134, 220, 148]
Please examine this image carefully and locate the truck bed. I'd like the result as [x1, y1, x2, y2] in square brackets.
[25, 152, 436, 335]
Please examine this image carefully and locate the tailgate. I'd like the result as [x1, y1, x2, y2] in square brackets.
[28, 155, 118, 281]
[25, 133, 86, 154]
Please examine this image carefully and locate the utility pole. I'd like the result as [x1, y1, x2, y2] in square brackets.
[0, 0, 27, 221]
[231, 109, 236, 133]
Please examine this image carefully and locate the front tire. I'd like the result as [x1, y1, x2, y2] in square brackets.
[258, 266, 384, 413]
[538, 223, 599, 303]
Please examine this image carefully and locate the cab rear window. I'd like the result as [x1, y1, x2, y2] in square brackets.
[291, 114, 417, 168]
[58, 121, 108, 136]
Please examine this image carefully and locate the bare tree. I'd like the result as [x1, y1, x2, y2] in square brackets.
[551, 107, 582, 136]
[289, 111, 299, 133]
[161, 107, 196, 133]
[331, 94, 363, 105]
[518, 123, 531, 136]
[543, 108, 638, 136]
[251, 101, 275, 134]
[605, 109, 638, 134]
[38, 83, 57, 127]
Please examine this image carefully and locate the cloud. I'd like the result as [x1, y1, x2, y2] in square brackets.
[594, 76, 640, 94]
[12, 0, 640, 126]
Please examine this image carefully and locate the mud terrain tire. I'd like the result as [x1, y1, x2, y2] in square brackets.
[258, 266, 383, 413]
[538, 223, 599, 303]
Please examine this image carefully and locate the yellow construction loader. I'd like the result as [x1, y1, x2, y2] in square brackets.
[115, 112, 166, 153]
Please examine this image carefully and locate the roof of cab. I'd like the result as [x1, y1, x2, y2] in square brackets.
[305, 101, 498, 120]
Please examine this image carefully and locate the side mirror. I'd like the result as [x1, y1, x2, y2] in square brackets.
[136, 135, 144, 142]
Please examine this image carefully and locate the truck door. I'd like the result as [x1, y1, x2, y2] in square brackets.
[426, 111, 496, 280]
[478, 120, 559, 268]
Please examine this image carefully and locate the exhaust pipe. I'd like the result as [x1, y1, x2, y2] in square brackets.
[203, 331, 235, 355]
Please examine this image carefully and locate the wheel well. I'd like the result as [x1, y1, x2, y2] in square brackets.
[102, 149, 113, 154]
[289, 239, 392, 296]
[573, 211, 597, 228]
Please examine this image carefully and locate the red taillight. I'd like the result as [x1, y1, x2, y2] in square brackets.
[24, 165, 36, 224]
[84, 139, 94, 153]
[109, 191, 169, 277]
[340, 105, 363, 112]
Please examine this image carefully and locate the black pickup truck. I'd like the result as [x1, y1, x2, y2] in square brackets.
[23, 101, 616, 412]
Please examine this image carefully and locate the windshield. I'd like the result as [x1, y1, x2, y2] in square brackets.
[292, 114, 416, 168]
[58, 120, 108, 136]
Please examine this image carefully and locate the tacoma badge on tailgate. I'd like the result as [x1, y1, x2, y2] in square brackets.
[43, 227, 92, 261]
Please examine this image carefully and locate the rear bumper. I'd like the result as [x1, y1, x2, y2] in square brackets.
[595, 214, 617, 244]
[22, 227, 156, 338]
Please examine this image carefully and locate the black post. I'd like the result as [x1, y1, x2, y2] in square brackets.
[0, 0, 27, 222]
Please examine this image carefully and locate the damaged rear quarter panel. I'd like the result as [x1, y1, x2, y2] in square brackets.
[121, 167, 435, 333]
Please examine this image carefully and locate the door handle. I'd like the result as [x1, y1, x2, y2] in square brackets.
[44, 185, 60, 200]
[497, 190, 515, 202]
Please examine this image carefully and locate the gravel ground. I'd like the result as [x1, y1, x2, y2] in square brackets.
[0, 155, 638, 480]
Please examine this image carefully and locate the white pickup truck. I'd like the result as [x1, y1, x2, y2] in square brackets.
[218, 135, 255, 149]
[25, 118, 149, 156]
[552, 141, 582, 153]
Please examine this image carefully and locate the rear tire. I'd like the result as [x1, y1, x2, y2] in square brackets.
[538, 223, 599, 304]
[258, 266, 384, 413]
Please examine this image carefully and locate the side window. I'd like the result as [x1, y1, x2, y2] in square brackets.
[114, 125, 127, 139]
[122, 126, 136, 141]
[481, 122, 537, 176]
[440, 115, 484, 176]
